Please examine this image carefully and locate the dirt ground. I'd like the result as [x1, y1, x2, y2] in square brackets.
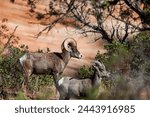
[0, 0, 106, 77]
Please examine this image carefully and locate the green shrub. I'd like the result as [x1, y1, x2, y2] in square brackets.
[35, 86, 55, 100]
[78, 65, 94, 78]
[0, 46, 54, 99]
[0, 47, 25, 90]
[130, 30, 150, 85]
[96, 41, 132, 75]
[79, 30, 150, 99]
[29, 74, 53, 92]
[15, 91, 29, 100]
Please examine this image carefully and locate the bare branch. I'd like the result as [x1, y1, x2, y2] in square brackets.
[36, 0, 75, 38]
[36, 0, 148, 43]
[0, 26, 18, 55]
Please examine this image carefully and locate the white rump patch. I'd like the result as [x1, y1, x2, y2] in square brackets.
[19, 54, 27, 66]
[58, 77, 65, 86]
[58, 77, 71, 86]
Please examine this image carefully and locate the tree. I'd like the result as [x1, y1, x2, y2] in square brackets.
[35, 0, 149, 43]
[108, 0, 150, 29]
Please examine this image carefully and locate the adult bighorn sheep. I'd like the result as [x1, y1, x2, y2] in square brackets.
[57, 60, 110, 99]
[19, 38, 82, 91]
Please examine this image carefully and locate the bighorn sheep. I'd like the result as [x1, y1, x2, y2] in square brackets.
[19, 38, 82, 90]
[57, 60, 110, 99]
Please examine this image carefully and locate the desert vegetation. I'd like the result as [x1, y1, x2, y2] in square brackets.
[0, 0, 150, 99]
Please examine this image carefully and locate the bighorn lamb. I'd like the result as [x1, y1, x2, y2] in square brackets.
[57, 60, 110, 99]
[19, 38, 82, 90]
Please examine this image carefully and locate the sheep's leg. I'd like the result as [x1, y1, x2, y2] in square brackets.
[59, 91, 69, 100]
[53, 73, 59, 85]
[21, 67, 28, 92]
[59, 94, 64, 100]
[59, 95, 69, 100]
[22, 69, 32, 93]
[58, 88, 67, 100]
[22, 75, 28, 93]
[53, 73, 61, 99]
[21, 61, 33, 93]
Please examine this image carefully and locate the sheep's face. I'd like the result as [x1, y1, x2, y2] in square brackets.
[62, 38, 82, 59]
[92, 60, 110, 80]
[98, 71, 110, 81]
[70, 45, 82, 59]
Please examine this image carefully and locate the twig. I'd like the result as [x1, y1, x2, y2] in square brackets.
[0, 26, 18, 55]
[35, 0, 75, 38]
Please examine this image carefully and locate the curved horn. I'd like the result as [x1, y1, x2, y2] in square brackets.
[92, 65, 101, 77]
[61, 38, 77, 52]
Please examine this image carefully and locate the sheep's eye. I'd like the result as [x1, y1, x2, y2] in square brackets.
[68, 45, 71, 49]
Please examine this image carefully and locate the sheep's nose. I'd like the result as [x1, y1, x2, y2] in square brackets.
[79, 54, 82, 59]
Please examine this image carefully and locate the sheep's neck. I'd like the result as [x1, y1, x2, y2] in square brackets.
[92, 72, 99, 86]
[61, 50, 71, 65]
